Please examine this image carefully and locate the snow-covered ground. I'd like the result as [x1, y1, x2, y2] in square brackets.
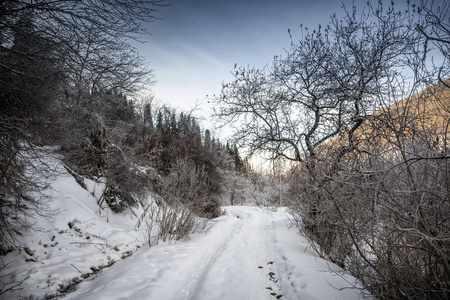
[65, 206, 370, 300]
[1, 156, 372, 299]
[0, 156, 148, 299]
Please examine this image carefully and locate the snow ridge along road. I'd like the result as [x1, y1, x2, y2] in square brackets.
[67, 206, 371, 300]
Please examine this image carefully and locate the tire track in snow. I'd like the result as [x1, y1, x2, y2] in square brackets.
[187, 207, 274, 300]
[185, 214, 244, 300]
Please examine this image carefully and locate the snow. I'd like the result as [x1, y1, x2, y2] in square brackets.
[66, 206, 371, 300]
[1, 155, 147, 299]
[1, 154, 373, 299]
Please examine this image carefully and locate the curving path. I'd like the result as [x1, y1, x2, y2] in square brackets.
[66, 206, 371, 300]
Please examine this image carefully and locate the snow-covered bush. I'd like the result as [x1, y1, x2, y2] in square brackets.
[138, 198, 207, 246]
[0, 142, 57, 252]
[158, 157, 220, 218]
[289, 82, 450, 299]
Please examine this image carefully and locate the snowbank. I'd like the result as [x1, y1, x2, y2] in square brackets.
[0, 155, 147, 299]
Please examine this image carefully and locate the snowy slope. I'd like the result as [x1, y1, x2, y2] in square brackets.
[0, 155, 148, 299]
[66, 206, 372, 300]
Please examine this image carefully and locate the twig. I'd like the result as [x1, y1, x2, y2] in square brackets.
[71, 264, 82, 273]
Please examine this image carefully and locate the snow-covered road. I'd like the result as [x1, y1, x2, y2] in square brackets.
[66, 206, 370, 300]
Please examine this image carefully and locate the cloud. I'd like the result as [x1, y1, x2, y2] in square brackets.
[178, 42, 230, 71]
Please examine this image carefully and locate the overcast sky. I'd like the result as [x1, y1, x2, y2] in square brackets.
[139, 0, 345, 124]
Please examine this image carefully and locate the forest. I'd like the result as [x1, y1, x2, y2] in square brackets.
[0, 0, 449, 299]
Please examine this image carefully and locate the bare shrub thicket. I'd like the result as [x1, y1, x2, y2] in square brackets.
[60, 105, 138, 212]
[158, 157, 221, 218]
[133, 148, 226, 246]
[137, 199, 207, 246]
[291, 82, 450, 299]
[0, 134, 57, 251]
[135, 157, 217, 245]
[289, 17, 450, 300]
[214, 1, 449, 298]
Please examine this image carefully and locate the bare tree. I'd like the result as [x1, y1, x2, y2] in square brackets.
[415, 0, 450, 85]
[214, 0, 421, 256]
[214, 1, 449, 299]
[1, 0, 163, 100]
[0, 126, 56, 251]
[213, 1, 419, 169]
[0, 0, 165, 249]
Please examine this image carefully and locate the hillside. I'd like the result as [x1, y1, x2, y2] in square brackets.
[0, 150, 148, 298]
[323, 79, 450, 157]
